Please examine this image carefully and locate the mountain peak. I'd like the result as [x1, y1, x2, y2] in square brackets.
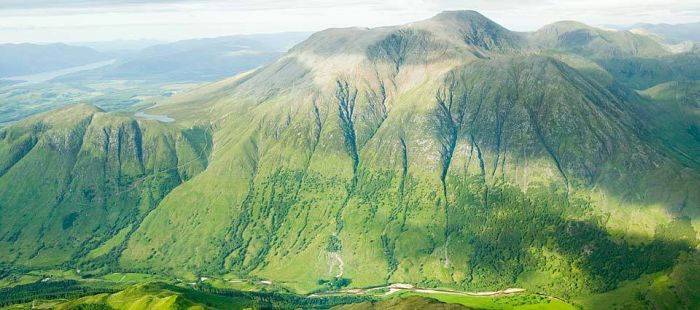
[538, 20, 596, 33]
[418, 10, 524, 51]
[430, 10, 489, 22]
[425, 10, 506, 32]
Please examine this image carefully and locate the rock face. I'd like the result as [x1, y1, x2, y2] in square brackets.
[1, 10, 700, 302]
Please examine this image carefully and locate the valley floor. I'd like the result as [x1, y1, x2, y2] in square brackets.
[0, 270, 575, 309]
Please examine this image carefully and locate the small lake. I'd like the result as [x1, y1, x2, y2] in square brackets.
[134, 111, 175, 123]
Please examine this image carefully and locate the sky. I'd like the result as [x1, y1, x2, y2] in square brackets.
[1, 0, 699, 43]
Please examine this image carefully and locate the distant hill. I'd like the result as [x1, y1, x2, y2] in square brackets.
[57, 32, 311, 82]
[531, 21, 670, 58]
[0, 32, 311, 125]
[0, 43, 108, 78]
[75, 39, 166, 53]
[619, 22, 700, 43]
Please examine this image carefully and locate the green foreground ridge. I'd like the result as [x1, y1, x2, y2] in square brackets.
[0, 271, 572, 309]
[1, 10, 700, 309]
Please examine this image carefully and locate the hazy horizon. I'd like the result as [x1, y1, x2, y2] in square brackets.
[1, 0, 699, 44]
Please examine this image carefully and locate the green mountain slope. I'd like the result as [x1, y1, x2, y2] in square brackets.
[597, 52, 700, 89]
[0, 105, 212, 268]
[1, 10, 699, 309]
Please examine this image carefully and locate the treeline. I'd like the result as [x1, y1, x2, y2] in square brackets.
[0, 266, 11, 280]
[194, 282, 374, 309]
[0, 280, 116, 307]
[318, 277, 352, 290]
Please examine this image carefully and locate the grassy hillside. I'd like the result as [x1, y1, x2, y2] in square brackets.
[0, 280, 376, 309]
[0, 105, 212, 270]
[597, 52, 700, 89]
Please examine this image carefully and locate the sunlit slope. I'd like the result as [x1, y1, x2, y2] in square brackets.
[46, 283, 267, 310]
[0, 105, 212, 268]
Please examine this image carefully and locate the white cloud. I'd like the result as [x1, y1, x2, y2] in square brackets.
[0, 0, 698, 43]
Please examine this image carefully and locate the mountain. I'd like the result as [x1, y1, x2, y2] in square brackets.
[0, 43, 108, 78]
[57, 32, 311, 82]
[531, 21, 671, 58]
[1, 10, 700, 309]
[0, 32, 311, 127]
[75, 39, 166, 53]
[532, 21, 700, 91]
[0, 104, 212, 267]
[620, 22, 700, 43]
[596, 52, 700, 89]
